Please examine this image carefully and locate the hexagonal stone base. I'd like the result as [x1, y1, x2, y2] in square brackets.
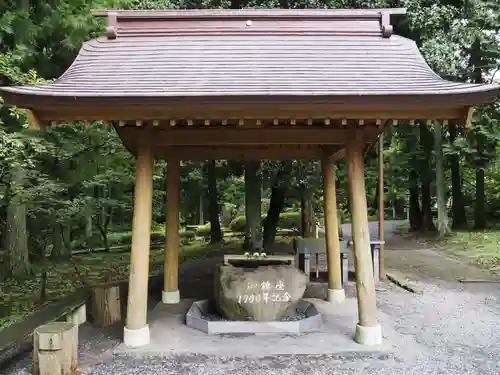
[186, 299, 322, 335]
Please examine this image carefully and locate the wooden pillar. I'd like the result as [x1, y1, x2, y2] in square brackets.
[321, 156, 345, 304]
[346, 136, 382, 346]
[378, 133, 386, 280]
[124, 142, 153, 348]
[163, 157, 181, 304]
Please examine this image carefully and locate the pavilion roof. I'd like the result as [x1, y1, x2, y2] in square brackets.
[0, 8, 498, 110]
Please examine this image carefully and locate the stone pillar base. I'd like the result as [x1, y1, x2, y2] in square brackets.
[124, 325, 150, 347]
[355, 323, 382, 346]
[162, 289, 180, 304]
[327, 288, 346, 304]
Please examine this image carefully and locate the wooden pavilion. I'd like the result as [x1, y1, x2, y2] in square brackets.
[1, 8, 498, 348]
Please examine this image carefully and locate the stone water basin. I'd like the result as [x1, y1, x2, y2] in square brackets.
[186, 299, 322, 335]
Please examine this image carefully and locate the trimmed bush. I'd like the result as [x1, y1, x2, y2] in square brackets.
[195, 223, 211, 237]
[229, 216, 246, 233]
[229, 211, 301, 233]
[180, 230, 196, 241]
[151, 232, 165, 243]
[276, 211, 301, 230]
[106, 230, 196, 248]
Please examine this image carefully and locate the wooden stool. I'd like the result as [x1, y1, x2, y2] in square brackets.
[91, 285, 122, 327]
[33, 322, 78, 375]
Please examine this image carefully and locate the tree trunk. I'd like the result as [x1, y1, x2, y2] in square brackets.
[409, 174, 422, 231]
[420, 182, 436, 232]
[244, 162, 262, 249]
[262, 185, 286, 248]
[51, 223, 72, 259]
[206, 160, 222, 243]
[470, 38, 487, 230]
[300, 188, 315, 237]
[448, 122, 468, 229]
[434, 122, 450, 236]
[473, 133, 487, 229]
[406, 128, 422, 231]
[4, 166, 30, 278]
[198, 192, 204, 225]
[96, 224, 110, 252]
[474, 166, 486, 229]
[419, 124, 436, 233]
[85, 207, 93, 240]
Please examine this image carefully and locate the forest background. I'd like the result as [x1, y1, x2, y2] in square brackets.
[0, 0, 499, 329]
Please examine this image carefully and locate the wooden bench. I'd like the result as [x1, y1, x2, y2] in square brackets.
[293, 238, 349, 285]
[346, 240, 385, 283]
[0, 289, 89, 367]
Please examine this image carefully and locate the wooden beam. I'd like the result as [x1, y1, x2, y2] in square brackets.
[36, 105, 465, 123]
[465, 107, 475, 128]
[158, 145, 334, 160]
[326, 148, 346, 162]
[322, 156, 345, 303]
[163, 157, 180, 304]
[346, 137, 381, 344]
[125, 141, 153, 347]
[377, 133, 385, 280]
[130, 127, 380, 146]
[26, 110, 41, 130]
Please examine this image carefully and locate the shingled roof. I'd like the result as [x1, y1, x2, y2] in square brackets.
[0, 8, 498, 108]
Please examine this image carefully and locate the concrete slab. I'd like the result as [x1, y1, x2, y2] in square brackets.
[114, 297, 394, 358]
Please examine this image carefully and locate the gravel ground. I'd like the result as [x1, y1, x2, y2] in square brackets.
[3, 279, 499, 375]
[3, 221, 499, 375]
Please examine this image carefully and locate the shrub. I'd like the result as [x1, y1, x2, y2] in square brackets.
[106, 230, 197, 248]
[229, 211, 301, 233]
[276, 211, 301, 230]
[180, 230, 196, 241]
[229, 215, 247, 233]
[150, 232, 165, 244]
[108, 232, 132, 246]
[195, 223, 211, 237]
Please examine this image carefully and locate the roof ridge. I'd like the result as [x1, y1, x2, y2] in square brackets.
[94, 8, 406, 40]
[92, 8, 407, 19]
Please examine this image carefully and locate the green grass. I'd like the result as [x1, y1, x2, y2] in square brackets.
[440, 229, 500, 271]
[400, 224, 500, 273]
[0, 237, 248, 332]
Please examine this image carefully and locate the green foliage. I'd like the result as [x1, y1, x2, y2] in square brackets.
[230, 211, 301, 233]
[0, 0, 499, 297]
[194, 223, 211, 237]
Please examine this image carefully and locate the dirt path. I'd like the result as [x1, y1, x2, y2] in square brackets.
[339, 220, 500, 285]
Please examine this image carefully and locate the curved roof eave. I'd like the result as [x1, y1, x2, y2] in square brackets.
[1, 9, 499, 111]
